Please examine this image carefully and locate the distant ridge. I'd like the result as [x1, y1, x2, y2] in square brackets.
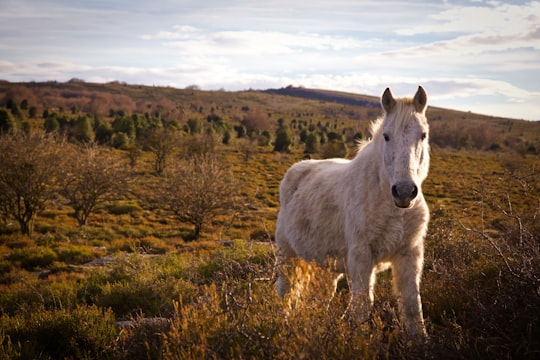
[262, 86, 380, 108]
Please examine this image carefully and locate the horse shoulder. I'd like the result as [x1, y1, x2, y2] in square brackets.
[278, 159, 351, 262]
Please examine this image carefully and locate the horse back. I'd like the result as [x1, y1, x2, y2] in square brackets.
[279, 159, 349, 207]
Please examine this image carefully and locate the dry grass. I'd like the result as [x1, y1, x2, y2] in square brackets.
[0, 81, 539, 359]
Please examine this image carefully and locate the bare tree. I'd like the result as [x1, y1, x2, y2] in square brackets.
[0, 131, 65, 235]
[161, 154, 239, 240]
[143, 127, 179, 175]
[60, 143, 129, 226]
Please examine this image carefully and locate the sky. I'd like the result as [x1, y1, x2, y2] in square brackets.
[0, 0, 539, 120]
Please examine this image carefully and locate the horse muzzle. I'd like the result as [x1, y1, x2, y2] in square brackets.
[391, 182, 418, 208]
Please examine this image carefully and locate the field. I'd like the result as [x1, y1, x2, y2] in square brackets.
[0, 81, 539, 359]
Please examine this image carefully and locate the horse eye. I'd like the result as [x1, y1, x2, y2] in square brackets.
[421, 132, 427, 140]
[383, 133, 390, 142]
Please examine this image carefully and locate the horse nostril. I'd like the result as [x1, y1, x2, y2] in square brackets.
[391, 185, 399, 198]
[392, 183, 418, 200]
[411, 185, 418, 199]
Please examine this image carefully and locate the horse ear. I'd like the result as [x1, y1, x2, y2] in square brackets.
[381, 88, 396, 113]
[413, 86, 428, 113]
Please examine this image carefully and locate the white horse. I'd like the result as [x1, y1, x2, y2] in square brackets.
[275, 86, 430, 339]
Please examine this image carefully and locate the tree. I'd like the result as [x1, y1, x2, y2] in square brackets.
[144, 128, 179, 175]
[0, 131, 65, 235]
[0, 108, 19, 134]
[94, 119, 114, 144]
[59, 144, 129, 226]
[274, 125, 293, 152]
[161, 154, 239, 240]
[44, 113, 60, 133]
[304, 132, 321, 154]
[73, 115, 95, 142]
[187, 118, 203, 134]
[241, 110, 272, 135]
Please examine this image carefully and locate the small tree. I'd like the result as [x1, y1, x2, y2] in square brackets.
[0, 108, 19, 134]
[274, 125, 293, 152]
[161, 154, 238, 240]
[44, 114, 60, 133]
[0, 131, 65, 235]
[304, 132, 321, 154]
[73, 115, 95, 142]
[187, 118, 203, 134]
[143, 127, 179, 175]
[60, 143, 129, 226]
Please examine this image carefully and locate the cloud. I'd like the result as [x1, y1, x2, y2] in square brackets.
[396, 1, 540, 35]
[141, 26, 375, 56]
[1, 0, 539, 120]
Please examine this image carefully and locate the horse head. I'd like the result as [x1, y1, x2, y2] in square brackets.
[380, 86, 430, 208]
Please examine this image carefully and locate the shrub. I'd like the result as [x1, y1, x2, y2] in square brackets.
[105, 201, 142, 215]
[321, 138, 347, 158]
[0, 305, 116, 359]
[96, 275, 197, 319]
[3, 235, 33, 249]
[55, 244, 103, 264]
[6, 246, 58, 270]
[304, 132, 320, 154]
[110, 236, 172, 254]
[273, 125, 293, 152]
[163, 270, 407, 360]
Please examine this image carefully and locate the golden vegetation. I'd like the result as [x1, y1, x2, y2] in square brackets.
[0, 80, 538, 359]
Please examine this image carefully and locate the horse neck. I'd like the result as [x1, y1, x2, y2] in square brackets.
[350, 136, 389, 191]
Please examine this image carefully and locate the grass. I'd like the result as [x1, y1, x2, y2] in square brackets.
[1, 188, 538, 359]
[0, 81, 539, 359]
[0, 145, 538, 359]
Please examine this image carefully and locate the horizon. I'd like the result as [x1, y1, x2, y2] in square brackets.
[0, 0, 539, 121]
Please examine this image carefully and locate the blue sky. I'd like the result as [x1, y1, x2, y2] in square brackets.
[1, 0, 539, 120]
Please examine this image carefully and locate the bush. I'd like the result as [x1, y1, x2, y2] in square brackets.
[96, 278, 191, 318]
[0, 305, 117, 359]
[86, 253, 198, 318]
[321, 139, 347, 158]
[55, 244, 103, 264]
[304, 132, 320, 154]
[104, 201, 142, 215]
[6, 247, 58, 270]
[273, 125, 293, 152]
[110, 236, 172, 254]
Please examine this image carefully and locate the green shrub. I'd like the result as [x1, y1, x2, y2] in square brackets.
[97, 277, 197, 318]
[55, 244, 103, 264]
[0, 305, 116, 359]
[6, 247, 58, 270]
[0, 285, 43, 315]
[110, 236, 172, 254]
[3, 236, 33, 249]
[105, 201, 142, 215]
[67, 225, 121, 243]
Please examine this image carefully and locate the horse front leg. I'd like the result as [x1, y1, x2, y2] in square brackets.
[347, 252, 374, 323]
[392, 249, 427, 340]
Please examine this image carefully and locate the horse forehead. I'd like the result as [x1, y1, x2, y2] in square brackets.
[385, 112, 427, 134]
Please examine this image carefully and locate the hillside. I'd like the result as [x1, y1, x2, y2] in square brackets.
[2, 80, 539, 152]
[0, 80, 539, 359]
[263, 85, 380, 108]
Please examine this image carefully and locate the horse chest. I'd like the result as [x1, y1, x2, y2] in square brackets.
[354, 205, 422, 262]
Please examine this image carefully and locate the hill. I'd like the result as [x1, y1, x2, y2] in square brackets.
[0, 80, 538, 359]
[263, 85, 380, 108]
[1, 80, 539, 153]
